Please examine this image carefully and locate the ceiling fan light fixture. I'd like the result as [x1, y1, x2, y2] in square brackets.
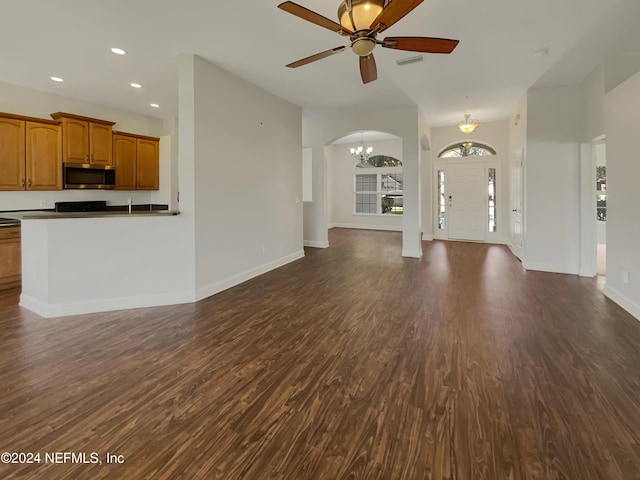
[352, 36, 376, 56]
[338, 0, 384, 32]
[458, 114, 479, 133]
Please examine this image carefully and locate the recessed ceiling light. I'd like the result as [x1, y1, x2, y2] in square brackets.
[130, 83, 142, 88]
[150, 103, 159, 108]
[50, 76, 64, 82]
[111, 47, 127, 55]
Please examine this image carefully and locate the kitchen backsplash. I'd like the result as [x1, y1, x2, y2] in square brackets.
[0, 190, 154, 212]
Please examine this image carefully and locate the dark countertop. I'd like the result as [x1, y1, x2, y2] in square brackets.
[0, 217, 21, 228]
[1, 210, 180, 220]
[0, 204, 178, 221]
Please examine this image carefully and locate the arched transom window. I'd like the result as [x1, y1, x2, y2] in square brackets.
[438, 142, 496, 158]
[355, 155, 403, 168]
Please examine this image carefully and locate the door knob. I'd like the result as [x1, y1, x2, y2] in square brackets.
[512, 209, 517, 212]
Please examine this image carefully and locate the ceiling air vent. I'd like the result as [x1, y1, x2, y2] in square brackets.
[396, 55, 424, 66]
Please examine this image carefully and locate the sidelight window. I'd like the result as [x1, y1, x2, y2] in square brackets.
[488, 168, 497, 232]
[596, 166, 606, 221]
[438, 169, 446, 229]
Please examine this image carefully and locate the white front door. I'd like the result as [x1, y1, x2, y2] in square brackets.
[510, 149, 524, 259]
[448, 163, 486, 241]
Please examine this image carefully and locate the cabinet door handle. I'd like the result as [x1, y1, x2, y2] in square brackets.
[91, 154, 94, 162]
[28, 178, 32, 188]
[21, 178, 25, 188]
[86, 153, 90, 162]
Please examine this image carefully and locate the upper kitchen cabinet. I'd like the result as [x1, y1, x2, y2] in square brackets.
[26, 122, 62, 190]
[113, 132, 159, 190]
[0, 117, 25, 190]
[137, 137, 159, 190]
[51, 112, 115, 165]
[0, 113, 62, 191]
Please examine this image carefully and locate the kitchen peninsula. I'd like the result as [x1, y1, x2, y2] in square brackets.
[4, 207, 194, 318]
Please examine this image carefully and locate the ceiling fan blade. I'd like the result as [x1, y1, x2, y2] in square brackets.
[278, 2, 353, 35]
[360, 54, 377, 84]
[382, 36, 459, 54]
[286, 46, 347, 68]
[370, 0, 423, 33]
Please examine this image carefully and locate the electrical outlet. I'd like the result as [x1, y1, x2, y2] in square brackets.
[622, 270, 630, 284]
[39, 200, 47, 208]
[262, 245, 266, 254]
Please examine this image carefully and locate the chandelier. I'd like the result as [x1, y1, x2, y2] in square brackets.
[350, 132, 373, 164]
[458, 114, 479, 134]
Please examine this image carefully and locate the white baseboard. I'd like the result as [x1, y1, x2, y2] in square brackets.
[196, 249, 305, 301]
[603, 284, 640, 321]
[402, 248, 423, 258]
[522, 260, 578, 275]
[422, 233, 434, 241]
[19, 250, 306, 318]
[20, 290, 197, 319]
[331, 223, 402, 232]
[304, 240, 329, 248]
[579, 267, 596, 278]
[508, 245, 523, 261]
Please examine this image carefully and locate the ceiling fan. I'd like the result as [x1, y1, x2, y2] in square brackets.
[277, 0, 459, 84]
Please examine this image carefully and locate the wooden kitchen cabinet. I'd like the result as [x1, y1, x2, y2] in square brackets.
[0, 113, 62, 191]
[51, 112, 115, 165]
[137, 137, 159, 190]
[0, 227, 21, 290]
[0, 117, 25, 190]
[113, 132, 159, 190]
[26, 122, 62, 190]
[113, 133, 137, 190]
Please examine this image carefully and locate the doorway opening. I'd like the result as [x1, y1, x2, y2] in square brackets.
[434, 141, 500, 243]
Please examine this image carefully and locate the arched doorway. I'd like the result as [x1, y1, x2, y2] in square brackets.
[326, 130, 404, 233]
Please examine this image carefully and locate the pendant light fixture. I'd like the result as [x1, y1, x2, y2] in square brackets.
[350, 131, 373, 164]
[457, 96, 479, 133]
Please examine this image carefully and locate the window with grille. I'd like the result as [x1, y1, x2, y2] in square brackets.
[353, 158, 403, 215]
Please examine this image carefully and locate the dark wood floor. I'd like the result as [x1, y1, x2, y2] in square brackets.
[1, 229, 640, 480]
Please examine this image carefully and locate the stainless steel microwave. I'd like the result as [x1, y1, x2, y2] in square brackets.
[63, 164, 116, 190]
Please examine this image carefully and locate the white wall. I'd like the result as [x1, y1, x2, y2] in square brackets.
[508, 94, 527, 258]
[524, 85, 583, 274]
[302, 147, 312, 202]
[431, 120, 510, 244]
[20, 215, 195, 317]
[180, 54, 304, 300]
[303, 106, 422, 257]
[326, 138, 403, 231]
[582, 64, 605, 142]
[603, 69, 640, 319]
[419, 110, 432, 241]
[0, 80, 172, 211]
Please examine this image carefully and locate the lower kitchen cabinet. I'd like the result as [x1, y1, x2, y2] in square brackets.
[113, 132, 159, 190]
[0, 227, 21, 290]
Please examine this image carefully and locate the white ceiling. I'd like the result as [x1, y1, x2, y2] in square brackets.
[332, 131, 400, 144]
[1, 0, 639, 127]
